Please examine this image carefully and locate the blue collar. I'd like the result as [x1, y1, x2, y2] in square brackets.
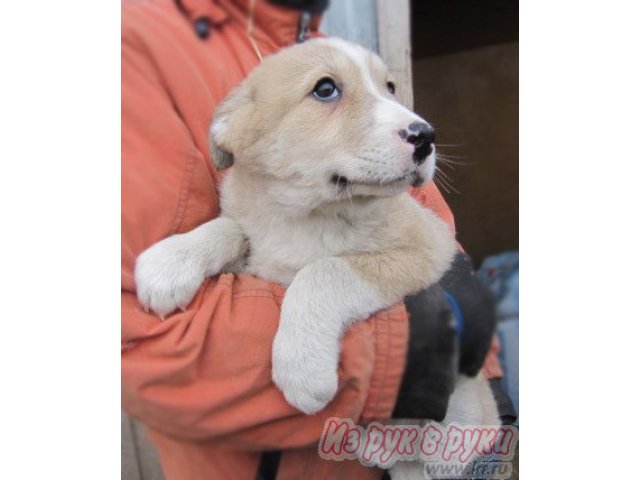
[443, 290, 464, 337]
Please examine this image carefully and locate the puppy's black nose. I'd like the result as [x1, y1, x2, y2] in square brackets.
[400, 122, 435, 165]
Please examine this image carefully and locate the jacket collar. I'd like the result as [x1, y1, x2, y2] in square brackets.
[178, 0, 323, 48]
[224, 0, 322, 47]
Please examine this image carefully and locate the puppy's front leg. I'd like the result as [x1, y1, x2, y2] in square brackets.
[135, 217, 248, 317]
[272, 257, 387, 414]
[272, 222, 455, 414]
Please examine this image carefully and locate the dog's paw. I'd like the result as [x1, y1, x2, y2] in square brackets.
[272, 338, 339, 414]
[388, 461, 430, 480]
[271, 293, 341, 413]
[270, 257, 381, 414]
[134, 235, 206, 317]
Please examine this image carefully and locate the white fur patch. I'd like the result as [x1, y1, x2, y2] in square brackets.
[387, 375, 501, 480]
[134, 217, 247, 316]
[324, 38, 424, 126]
[209, 117, 227, 143]
[271, 257, 386, 414]
[442, 374, 500, 427]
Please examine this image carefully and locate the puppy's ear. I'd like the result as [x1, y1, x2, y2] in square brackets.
[209, 83, 252, 171]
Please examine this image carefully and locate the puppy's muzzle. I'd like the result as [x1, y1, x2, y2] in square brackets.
[399, 122, 435, 166]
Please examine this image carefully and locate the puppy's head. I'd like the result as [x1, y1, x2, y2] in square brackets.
[210, 38, 437, 207]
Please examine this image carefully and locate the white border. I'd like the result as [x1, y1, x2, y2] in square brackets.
[0, 1, 120, 478]
[520, 0, 639, 477]
[1, 0, 639, 478]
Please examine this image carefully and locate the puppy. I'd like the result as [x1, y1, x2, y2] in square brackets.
[135, 38, 498, 474]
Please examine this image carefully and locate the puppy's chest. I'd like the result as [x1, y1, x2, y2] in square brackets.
[240, 214, 385, 284]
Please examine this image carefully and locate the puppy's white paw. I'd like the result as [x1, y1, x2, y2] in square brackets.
[271, 297, 340, 414]
[271, 257, 388, 414]
[134, 235, 206, 317]
[388, 461, 429, 480]
[272, 335, 339, 414]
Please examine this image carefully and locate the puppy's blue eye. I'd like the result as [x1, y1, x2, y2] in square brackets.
[313, 78, 340, 101]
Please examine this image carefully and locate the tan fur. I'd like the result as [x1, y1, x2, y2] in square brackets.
[345, 195, 455, 304]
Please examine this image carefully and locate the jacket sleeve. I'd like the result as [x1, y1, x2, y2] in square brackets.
[121, 28, 408, 449]
[409, 184, 456, 235]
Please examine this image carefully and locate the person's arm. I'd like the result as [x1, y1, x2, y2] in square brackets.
[408, 185, 502, 380]
[121, 29, 408, 448]
[393, 186, 502, 420]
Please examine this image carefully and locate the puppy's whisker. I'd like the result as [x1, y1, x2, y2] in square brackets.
[436, 152, 466, 161]
[437, 157, 467, 165]
[435, 166, 454, 183]
[436, 155, 466, 162]
[435, 176, 453, 195]
[433, 171, 449, 194]
[347, 183, 354, 206]
[439, 175, 457, 190]
[434, 170, 459, 194]
[436, 155, 470, 167]
[437, 162, 457, 173]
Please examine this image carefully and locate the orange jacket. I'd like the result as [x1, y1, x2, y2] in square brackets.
[122, 1, 458, 478]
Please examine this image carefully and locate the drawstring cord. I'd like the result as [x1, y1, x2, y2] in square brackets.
[246, 0, 263, 61]
[296, 10, 312, 43]
[248, 0, 313, 62]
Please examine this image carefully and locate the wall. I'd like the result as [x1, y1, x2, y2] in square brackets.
[413, 42, 519, 264]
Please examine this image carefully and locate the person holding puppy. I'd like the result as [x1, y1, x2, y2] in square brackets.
[122, 1, 512, 479]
